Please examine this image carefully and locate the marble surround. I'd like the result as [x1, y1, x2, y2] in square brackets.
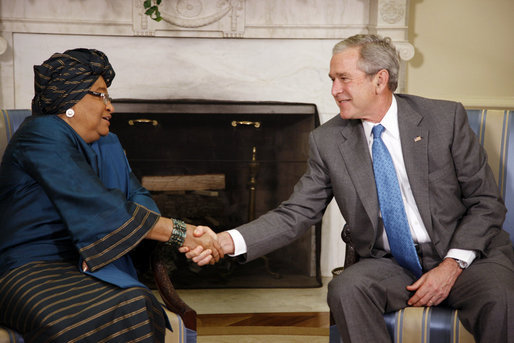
[0, 0, 414, 277]
[171, 277, 331, 314]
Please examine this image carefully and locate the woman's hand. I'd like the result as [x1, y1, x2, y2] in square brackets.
[146, 218, 223, 265]
[180, 228, 235, 266]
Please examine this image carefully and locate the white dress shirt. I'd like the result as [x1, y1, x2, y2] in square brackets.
[229, 96, 476, 267]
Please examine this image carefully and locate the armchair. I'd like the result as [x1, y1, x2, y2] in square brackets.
[330, 108, 514, 343]
[0, 109, 197, 343]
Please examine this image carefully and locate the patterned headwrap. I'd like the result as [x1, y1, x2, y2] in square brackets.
[31, 48, 115, 115]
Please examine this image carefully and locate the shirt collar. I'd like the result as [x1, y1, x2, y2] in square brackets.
[362, 95, 398, 140]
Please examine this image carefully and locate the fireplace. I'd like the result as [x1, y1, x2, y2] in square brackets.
[110, 99, 321, 288]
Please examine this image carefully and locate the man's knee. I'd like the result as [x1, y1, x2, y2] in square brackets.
[327, 273, 346, 308]
[327, 260, 415, 313]
[327, 269, 381, 309]
[474, 279, 514, 315]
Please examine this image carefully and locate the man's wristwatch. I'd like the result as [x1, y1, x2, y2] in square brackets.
[452, 258, 468, 269]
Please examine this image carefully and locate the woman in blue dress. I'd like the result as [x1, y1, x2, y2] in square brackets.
[0, 48, 221, 342]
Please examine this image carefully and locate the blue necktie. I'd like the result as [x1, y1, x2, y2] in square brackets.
[372, 124, 422, 278]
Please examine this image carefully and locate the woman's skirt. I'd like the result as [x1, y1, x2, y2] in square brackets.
[0, 260, 165, 343]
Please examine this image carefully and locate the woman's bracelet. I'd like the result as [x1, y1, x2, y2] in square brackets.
[165, 218, 187, 248]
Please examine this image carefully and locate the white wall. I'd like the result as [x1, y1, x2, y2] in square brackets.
[407, 0, 514, 107]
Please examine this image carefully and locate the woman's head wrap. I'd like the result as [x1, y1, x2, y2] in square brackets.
[31, 48, 115, 115]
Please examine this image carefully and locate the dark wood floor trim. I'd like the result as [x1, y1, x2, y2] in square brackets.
[198, 326, 329, 336]
[197, 312, 330, 336]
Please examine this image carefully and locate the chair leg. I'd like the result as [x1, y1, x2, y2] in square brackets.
[152, 244, 197, 332]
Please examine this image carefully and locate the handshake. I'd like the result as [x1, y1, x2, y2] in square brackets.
[178, 226, 235, 266]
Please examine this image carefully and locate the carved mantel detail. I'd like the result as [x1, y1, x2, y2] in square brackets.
[162, 0, 232, 27]
[396, 42, 415, 61]
[0, 37, 7, 55]
[368, 0, 413, 61]
[133, 0, 245, 37]
[379, 0, 405, 24]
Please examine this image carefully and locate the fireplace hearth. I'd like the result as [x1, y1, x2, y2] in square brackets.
[110, 99, 321, 288]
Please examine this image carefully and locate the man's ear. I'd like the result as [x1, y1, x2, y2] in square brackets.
[375, 69, 390, 93]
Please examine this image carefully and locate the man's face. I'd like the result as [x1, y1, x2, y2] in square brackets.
[329, 47, 378, 121]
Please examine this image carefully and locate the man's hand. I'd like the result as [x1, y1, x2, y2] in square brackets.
[406, 258, 463, 307]
[179, 225, 224, 266]
[217, 231, 235, 255]
[180, 228, 236, 266]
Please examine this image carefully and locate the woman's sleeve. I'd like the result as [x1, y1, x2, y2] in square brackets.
[92, 133, 160, 213]
[19, 126, 159, 272]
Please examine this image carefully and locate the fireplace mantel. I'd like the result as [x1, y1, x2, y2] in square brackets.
[0, 0, 412, 40]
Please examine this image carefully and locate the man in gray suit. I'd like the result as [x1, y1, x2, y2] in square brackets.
[184, 34, 514, 342]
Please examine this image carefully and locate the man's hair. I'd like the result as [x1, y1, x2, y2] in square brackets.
[332, 34, 400, 92]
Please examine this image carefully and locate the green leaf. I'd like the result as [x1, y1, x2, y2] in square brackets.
[142, 1, 163, 22]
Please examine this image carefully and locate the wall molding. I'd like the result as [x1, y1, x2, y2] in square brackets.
[457, 97, 514, 109]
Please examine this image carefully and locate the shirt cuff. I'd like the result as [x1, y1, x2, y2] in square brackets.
[227, 229, 247, 256]
[445, 249, 477, 268]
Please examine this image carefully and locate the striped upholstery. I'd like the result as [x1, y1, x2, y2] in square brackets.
[163, 304, 186, 343]
[0, 110, 31, 161]
[383, 308, 474, 343]
[0, 109, 193, 343]
[466, 109, 514, 243]
[0, 328, 23, 343]
[330, 107, 514, 343]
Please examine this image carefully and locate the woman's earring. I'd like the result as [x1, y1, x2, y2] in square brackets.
[65, 108, 75, 118]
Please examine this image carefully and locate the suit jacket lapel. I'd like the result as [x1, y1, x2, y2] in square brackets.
[396, 96, 433, 236]
[337, 120, 380, 230]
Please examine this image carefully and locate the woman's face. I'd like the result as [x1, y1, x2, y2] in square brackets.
[60, 76, 115, 143]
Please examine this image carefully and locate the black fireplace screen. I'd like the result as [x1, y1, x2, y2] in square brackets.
[110, 99, 321, 288]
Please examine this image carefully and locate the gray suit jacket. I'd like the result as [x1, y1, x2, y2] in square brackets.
[236, 94, 514, 268]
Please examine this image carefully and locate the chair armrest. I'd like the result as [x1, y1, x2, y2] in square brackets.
[151, 245, 197, 331]
[341, 224, 359, 268]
